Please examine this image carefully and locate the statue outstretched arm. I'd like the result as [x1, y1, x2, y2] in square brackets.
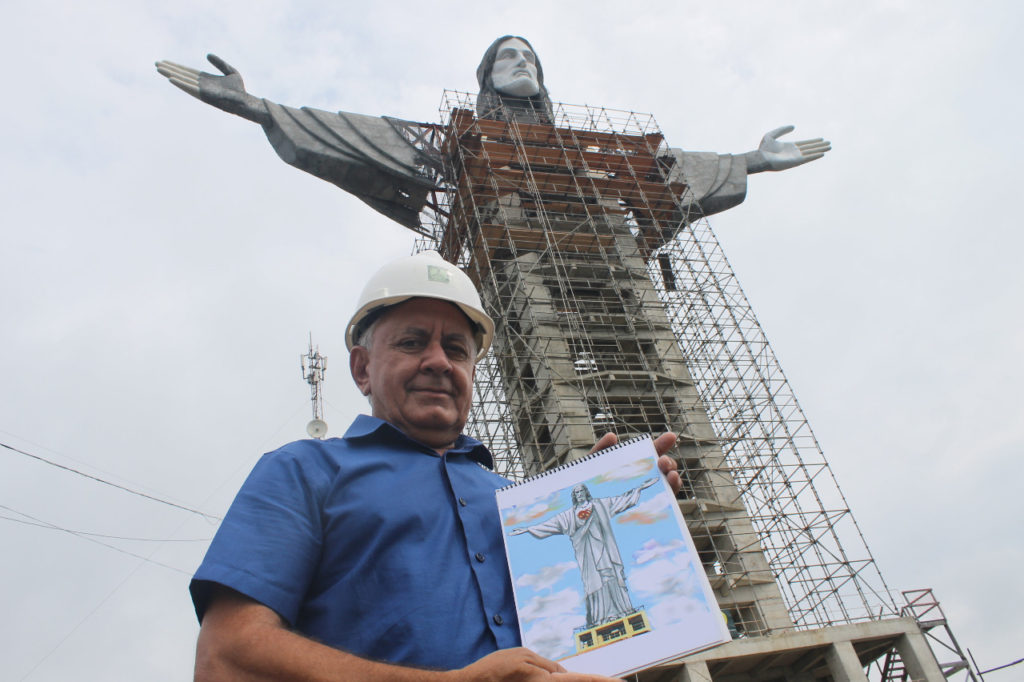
[510, 512, 570, 539]
[155, 54, 271, 126]
[742, 125, 831, 174]
[155, 55, 440, 232]
[664, 125, 830, 226]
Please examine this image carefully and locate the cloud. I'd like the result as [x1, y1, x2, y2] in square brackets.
[590, 456, 655, 484]
[630, 556, 712, 628]
[633, 538, 688, 565]
[516, 561, 578, 593]
[631, 554, 707, 603]
[616, 492, 672, 526]
[519, 586, 584, 624]
[502, 490, 563, 526]
[646, 590, 715, 630]
[519, 588, 586, 660]
[522, 610, 583, 661]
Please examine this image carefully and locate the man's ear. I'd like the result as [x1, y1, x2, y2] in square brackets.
[350, 346, 372, 396]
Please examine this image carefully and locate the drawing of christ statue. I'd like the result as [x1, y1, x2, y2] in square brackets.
[511, 477, 658, 628]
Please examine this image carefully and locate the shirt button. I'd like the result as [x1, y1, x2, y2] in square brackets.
[459, 497, 467, 506]
[493, 614, 504, 626]
[475, 552, 485, 562]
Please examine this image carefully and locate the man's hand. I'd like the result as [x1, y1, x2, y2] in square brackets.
[155, 54, 270, 125]
[746, 125, 831, 172]
[447, 648, 621, 681]
[590, 432, 680, 494]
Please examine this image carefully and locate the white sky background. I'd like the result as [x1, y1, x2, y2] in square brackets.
[1, 0, 1020, 678]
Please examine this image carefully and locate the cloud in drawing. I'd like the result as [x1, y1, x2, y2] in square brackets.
[631, 555, 712, 628]
[522, 609, 583, 660]
[503, 490, 563, 526]
[646, 588, 713, 629]
[520, 588, 586, 659]
[519, 587, 583, 624]
[589, 456, 655, 484]
[616, 492, 672, 525]
[516, 561, 578, 593]
[633, 538, 688, 565]
[631, 553, 707, 605]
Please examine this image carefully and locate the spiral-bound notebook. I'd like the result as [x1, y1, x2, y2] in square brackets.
[496, 436, 729, 677]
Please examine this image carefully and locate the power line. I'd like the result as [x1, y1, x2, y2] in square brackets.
[0, 504, 193, 576]
[0, 440, 221, 521]
[13, 526, 175, 682]
[0, 514, 212, 542]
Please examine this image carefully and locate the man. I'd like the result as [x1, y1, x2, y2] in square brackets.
[191, 250, 681, 681]
[511, 479, 659, 629]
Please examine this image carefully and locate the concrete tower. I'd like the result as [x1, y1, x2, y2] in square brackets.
[420, 95, 964, 681]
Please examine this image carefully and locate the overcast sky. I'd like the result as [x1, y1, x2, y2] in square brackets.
[1, 1, 1021, 679]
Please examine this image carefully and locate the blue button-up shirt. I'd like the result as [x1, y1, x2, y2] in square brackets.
[190, 415, 520, 670]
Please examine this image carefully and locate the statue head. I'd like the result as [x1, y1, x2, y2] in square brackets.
[571, 483, 592, 506]
[490, 37, 540, 98]
[476, 35, 554, 124]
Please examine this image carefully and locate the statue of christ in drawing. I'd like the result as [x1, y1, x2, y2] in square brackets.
[511, 478, 657, 628]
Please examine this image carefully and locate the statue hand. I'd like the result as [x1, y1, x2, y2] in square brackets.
[155, 54, 269, 125]
[510, 527, 529, 536]
[752, 125, 831, 172]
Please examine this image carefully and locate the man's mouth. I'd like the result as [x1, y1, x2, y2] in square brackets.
[411, 385, 452, 396]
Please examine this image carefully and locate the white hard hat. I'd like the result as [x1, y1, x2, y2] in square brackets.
[345, 250, 495, 360]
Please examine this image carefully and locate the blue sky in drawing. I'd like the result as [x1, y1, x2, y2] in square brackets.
[502, 457, 712, 660]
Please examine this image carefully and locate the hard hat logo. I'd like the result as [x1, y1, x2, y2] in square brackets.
[346, 251, 495, 361]
[427, 265, 451, 283]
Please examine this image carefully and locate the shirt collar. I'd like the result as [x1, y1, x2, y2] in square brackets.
[343, 414, 494, 469]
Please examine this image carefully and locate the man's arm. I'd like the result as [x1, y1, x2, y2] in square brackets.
[195, 586, 619, 682]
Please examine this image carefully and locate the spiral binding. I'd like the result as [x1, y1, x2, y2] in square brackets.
[496, 435, 653, 491]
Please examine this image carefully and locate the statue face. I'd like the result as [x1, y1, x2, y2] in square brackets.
[490, 37, 540, 97]
[572, 485, 591, 505]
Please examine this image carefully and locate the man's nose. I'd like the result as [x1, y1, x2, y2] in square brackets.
[420, 340, 452, 372]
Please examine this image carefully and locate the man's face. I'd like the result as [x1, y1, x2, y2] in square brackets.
[491, 38, 540, 97]
[350, 298, 476, 452]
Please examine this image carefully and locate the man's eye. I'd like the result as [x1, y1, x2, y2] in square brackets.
[446, 345, 469, 359]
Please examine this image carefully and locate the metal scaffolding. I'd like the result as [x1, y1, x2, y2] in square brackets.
[413, 92, 963, 678]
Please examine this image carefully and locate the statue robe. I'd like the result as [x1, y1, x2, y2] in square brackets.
[260, 101, 750, 236]
[523, 487, 645, 627]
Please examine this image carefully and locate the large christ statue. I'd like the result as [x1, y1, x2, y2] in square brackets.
[155, 36, 830, 234]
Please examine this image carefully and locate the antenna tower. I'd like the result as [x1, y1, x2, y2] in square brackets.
[301, 334, 328, 439]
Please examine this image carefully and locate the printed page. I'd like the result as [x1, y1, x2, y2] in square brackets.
[496, 436, 729, 677]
